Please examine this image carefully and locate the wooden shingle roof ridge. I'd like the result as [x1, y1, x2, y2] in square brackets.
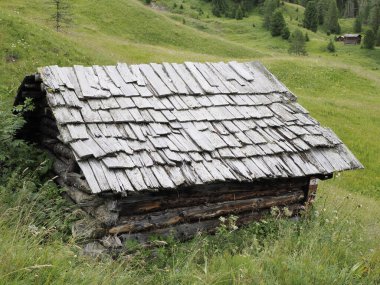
[34, 61, 363, 195]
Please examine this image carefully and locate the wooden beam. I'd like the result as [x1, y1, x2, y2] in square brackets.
[109, 190, 304, 234]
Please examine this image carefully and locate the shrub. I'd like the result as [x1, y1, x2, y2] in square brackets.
[0, 99, 75, 241]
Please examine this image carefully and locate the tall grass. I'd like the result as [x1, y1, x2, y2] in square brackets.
[1, 183, 379, 284]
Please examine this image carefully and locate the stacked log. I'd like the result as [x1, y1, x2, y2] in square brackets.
[110, 178, 308, 243]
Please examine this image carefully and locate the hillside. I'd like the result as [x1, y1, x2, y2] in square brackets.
[0, 0, 379, 283]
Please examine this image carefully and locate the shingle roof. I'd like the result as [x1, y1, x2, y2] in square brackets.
[344, 34, 361, 37]
[39, 61, 363, 194]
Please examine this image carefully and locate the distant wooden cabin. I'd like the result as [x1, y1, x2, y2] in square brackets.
[14, 61, 363, 246]
[343, 34, 362, 44]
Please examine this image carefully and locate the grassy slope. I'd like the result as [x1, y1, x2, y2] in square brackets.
[0, 0, 379, 283]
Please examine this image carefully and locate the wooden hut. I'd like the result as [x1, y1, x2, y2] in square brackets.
[14, 61, 363, 244]
[343, 34, 362, 44]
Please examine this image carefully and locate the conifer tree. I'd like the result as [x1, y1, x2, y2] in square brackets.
[288, 29, 307, 55]
[282, 26, 290, 39]
[344, 0, 356, 17]
[235, 5, 244, 19]
[327, 39, 336, 52]
[359, 0, 370, 24]
[376, 29, 380, 46]
[317, 0, 329, 25]
[50, 0, 71, 32]
[303, 1, 319, 32]
[325, 0, 341, 34]
[270, 9, 286, 36]
[375, 29, 380, 47]
[353, 17, 362, 32]
[212, 0, 228, 17]
[369, 2, 380, 33]
[263, 0, 280, 29]
[363, 29, 375, 48]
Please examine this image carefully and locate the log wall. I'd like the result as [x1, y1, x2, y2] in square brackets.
[109, 177, 310, 242]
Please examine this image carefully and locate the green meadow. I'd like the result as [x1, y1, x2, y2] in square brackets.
[0, 0, 379, 283]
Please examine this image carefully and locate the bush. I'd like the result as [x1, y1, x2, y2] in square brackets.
[0, 99, 75, 241]
[0, 99, 43, 182]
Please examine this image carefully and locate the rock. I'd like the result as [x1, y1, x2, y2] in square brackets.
[82, 242, 107, 257]
[72, 219, 106, 240]
[94, 204, 119, 226]
[101, 235, 123, 248]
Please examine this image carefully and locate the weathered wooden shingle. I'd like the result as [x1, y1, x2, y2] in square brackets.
[40, 61, 363, 194]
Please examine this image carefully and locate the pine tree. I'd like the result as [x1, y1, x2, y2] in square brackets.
[235, 5, 244, 19]
[50, 0, 71, 32]
[344, 0, 356, 17]
[270, 9, 286, 36]
[317, 0, 329, 25]
[263, 0, 280, 29]
[325, 0, 341, 34]
[288, 29, 308, 55]
[212, 0, 228, 17]
[327, 39, 336, 52]
[303, 1, 319, 32]
[282, 26, 290, 39]
[353, 17, 362, 32]
[363, 29, 375, 48]
[369, 2, 380, 33]
[359, 0, 370, 24]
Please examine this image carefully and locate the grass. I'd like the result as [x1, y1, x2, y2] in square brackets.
[0, 0, 379, 283]
[1, 184, 379, 284]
